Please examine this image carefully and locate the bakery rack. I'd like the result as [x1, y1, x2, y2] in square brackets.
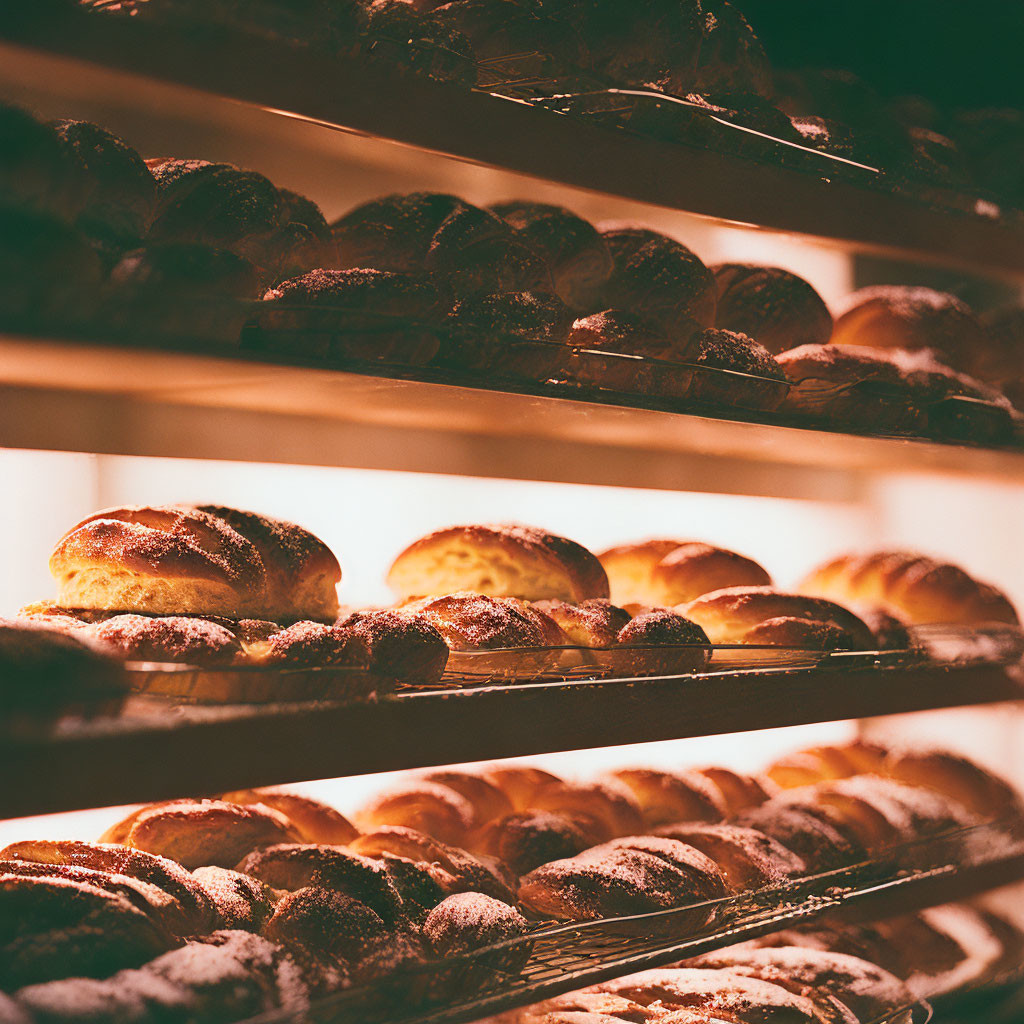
[245, 816, 1024, 1024]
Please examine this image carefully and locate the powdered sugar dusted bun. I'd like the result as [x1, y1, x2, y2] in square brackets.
[51, 505, 340, 623]
[533, 599, 631, 647]
[712, 264, 833, 355]
[247, 620, 366, 667]
[654, 823, 806, 892]
[610, 769, 727, 828]
[799, 551, 1019, 626]
[407, 593, 548, 651]
[389, 524, 609, 603]
[831, 285, 988, 370]
[423, 892, 528, 957]
[89, 613, 242, 665]
[688, 946, 912, 1023]
[681, 587, 875, 649]
[648, 543, 772, 607]
[217, 789, 359, 846]
[100, 799, 301, 870]
[471, 810, 595, 877]
[337, 609, 449, 683]
[598, 539, 691, 607]
[518, 837, 725, 921]
[736, 802, 862, 871]
[191, 866, 274, 931]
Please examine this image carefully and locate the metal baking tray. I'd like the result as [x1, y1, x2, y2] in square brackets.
[239, 816, 1024, 1024]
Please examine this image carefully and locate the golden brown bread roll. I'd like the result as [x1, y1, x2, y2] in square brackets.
[532, 599, 631, 647]
[355, 781, 475, 845]
[767, 742, 889, 789]
[483, 766, 564, 810]
[470, 810, 596, 877]
[405, 593, 548, 651]
[527, 779, 644, 842]
[0, 839, 217, 937]
[51, 505, 340, 622]
[610, 769, 727, 828]
[599, 539, 768, 609]
[518, 837, 726, 922]
[830, 286, 988, 371]
[681, 587, 875, 649]
[420, 771, 515, 827]
[387, 523, 609, 603]
[799, 551, 1019, 626]
[653, 823, 806, 892]
[216, 789, 360, 846]
[89, 613, 244, 665]
[693, 767, 774, 815]
[348, 826, 515, 904]
[422, 891, 529, 957]
[100, 799, 302, 870]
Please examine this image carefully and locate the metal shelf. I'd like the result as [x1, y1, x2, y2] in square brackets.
[2, 661, 1019, 819]
[1, 8, 1023, 280]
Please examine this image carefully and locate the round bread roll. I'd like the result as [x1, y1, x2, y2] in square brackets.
[483, 766, 564, 811]
[736, 801, 864, 871]
[711, 264, 832, 355]
[831, 286, 988, 371]
[614, 609, 711, 675]
[799, 551, 1019, 627]
[337, 609, 449, 683]
[653, 823, 806, 892]
[356, 781, 475, 845]
[388, 523, 609, 603]
[741, 617, 857, 651]
[51, 119, 155, 256]
[245, 620, 367, 668]
[648, 543, 772, 608]
[693, 767, 774, 815]
[470, 810, 595, 877]
[423, 891, 528, 957]
[191, 866, 275, 932]
[681, 587, 875, 649]
[598, 539, 690, 607]
[600, 225, 717, 336]
[518, 837, 726, 922]
[532, 599, 631, 648]
[527, 780, 644, 842]
[687, 328, 789, 410]
[420, 771, 514, 826]
[489, 201, 612, 311]
[100, 799, 301, 870]
[50, 504, 341, 623]
[610, 768, 727, 828]
[258, 267, 444, 366]
[406, 593, 548, 651]
[217, 789, 359, 846]
[766, 741, 889, 790]
[89, 613, 242, 665]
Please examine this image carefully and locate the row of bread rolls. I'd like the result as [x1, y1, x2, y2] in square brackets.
[13, 508, 1018, 689]
[2, 740, 1016, 1018]
[77, 0, 1024, 215]
[354, 741, 1021, 922]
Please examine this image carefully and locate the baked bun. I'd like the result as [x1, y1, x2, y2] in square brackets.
[191, 866, 275, 931]
[216, 789, 359, 846]
[654, 823, 806, 892]
[105, 242, 259, 344]
[51, 119, 155, 257]
[711, 264, 832, 355]
[89, 613, 243, 665]
[257, 268, 444, 366]
[736, 801, 863, 871]
[687, 328, 789, 410]
[337, 609, 449, 683]
[767, 741, 889, 789]
[51, 504, 341, 622]
[422, 891, 528, 957]
[646, 543, 772, 608]
[100, 799, 301, 869]
[831, 286, 988, 371]
[483, 766, 564, 811]
[681, 587, 875, 649]
[598, 539, 690, 607]
[600, 225, 717, 336]
[245, 620, 368, 667]
[518, 836, 725, 921]
[532, 599, 631, 647]
[610, 768, 727, 828]
[356, 781, 475, 845]
[799, 551, 1019, 626]
[526, 780, 644, 842]
[489, 202, 612, 311]
[693, 767, 774, 815]
[388, 523, 609, 603]
[470, 810, 595, 877]
[406, 593, 548, 651]
[615, 609, 711, 674]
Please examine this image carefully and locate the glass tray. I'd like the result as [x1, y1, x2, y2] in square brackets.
[238, 816, 1024, 1024]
